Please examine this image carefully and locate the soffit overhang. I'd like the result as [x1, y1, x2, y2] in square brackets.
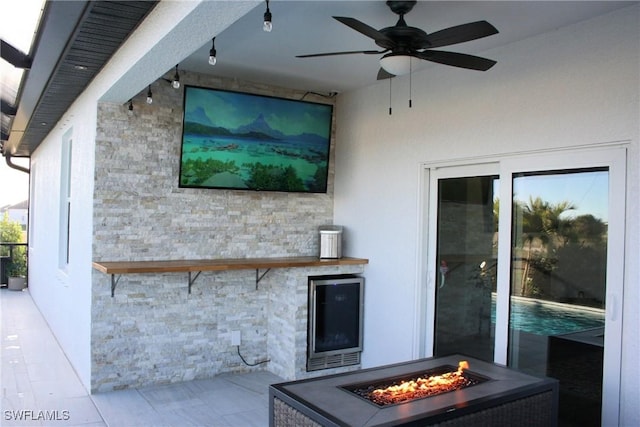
[3, 0, 157, 157]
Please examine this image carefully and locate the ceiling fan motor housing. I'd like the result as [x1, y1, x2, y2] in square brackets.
[379, 23, 430, 52]
[386, 1, 417, 16]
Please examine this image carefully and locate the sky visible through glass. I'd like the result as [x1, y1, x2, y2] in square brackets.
[492, 169, 609, 223]
[512, 170, 608, 222]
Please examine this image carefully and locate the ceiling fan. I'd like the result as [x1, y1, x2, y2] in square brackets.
[297, 1, 499, 80]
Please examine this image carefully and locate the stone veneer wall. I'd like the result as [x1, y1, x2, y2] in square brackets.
[91, 72, 362, 392]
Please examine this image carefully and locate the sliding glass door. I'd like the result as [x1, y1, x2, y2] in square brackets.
[431, 169, 499, 362]
[509, 168, 608, 426]
[424, 148, 625, 426]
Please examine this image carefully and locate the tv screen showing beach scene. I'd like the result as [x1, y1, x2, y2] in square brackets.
[179, 86, 333, 193]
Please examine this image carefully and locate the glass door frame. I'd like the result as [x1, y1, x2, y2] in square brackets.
[418, 146, 626, 426]
[420, 161, 500, 362]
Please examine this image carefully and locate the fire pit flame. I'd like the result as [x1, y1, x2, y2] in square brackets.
[349, 361, 482, 407]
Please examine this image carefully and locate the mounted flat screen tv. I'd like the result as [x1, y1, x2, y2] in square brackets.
[179, 86, 333, 193]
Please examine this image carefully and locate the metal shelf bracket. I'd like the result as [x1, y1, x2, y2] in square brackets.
[111, 275, 121, 297]
[188, 271, 202, 294]
[256, 268, 271, 290]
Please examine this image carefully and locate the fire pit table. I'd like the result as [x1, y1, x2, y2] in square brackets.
[269, 354, 558, 426]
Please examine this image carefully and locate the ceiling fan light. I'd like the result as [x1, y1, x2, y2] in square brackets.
[380, 54, 412, 76]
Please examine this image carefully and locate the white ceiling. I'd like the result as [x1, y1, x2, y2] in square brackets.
[178, 1, 636, 94]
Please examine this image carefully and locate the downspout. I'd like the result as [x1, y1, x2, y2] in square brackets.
[4, 153, 30, 174]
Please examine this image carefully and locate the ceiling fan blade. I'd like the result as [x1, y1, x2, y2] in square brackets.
[333, 16, 395, 46]
[416, 50, 497, 71]
[297, 49, 387, 58]
[377, 68, 395, 80]
[424, 21, 498, 49]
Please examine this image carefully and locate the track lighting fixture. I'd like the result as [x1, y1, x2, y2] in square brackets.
[263, 0, 272, 32]
[146, 85, 153, 104]
[208, 38, 217, 66]
[172, 64, 180, 89]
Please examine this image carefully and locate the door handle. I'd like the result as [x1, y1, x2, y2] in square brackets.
[427, 270, 434, 290]
[608, 293, 617, 321]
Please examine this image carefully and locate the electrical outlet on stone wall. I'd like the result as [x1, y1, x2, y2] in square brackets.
[231, 330, 241, 346]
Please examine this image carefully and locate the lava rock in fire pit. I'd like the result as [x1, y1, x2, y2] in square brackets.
[345, 361, 485, 407]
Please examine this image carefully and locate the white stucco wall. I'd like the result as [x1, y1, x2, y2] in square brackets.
[28, 100, 97, 391]
[334, 4, 638, 425]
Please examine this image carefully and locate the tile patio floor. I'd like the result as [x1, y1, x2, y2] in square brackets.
[1, 287, 282, 426]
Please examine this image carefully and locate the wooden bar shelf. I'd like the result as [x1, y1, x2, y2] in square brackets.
[92, 256, 368, 297]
